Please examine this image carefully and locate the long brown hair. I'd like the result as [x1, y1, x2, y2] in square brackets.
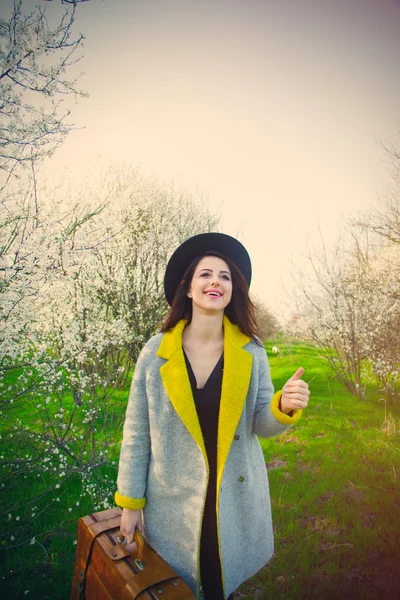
[160, 251, 262, 345]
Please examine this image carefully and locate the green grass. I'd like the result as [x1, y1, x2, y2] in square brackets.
[236, 340, 400, 600]
[1, 340, 400, 599]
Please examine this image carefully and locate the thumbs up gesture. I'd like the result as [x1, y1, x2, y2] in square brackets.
[280, 367, 310, 415]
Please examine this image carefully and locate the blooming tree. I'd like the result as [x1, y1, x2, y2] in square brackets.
[351, 144, 400, 401]
[0, 168, 220, 593]
[287, 217, 399, 402]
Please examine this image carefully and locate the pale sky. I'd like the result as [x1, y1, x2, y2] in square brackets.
[7, 0, 400, 320]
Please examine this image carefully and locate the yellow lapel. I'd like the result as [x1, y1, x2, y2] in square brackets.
[217, 316, 252, 495]
[156, 316, 253, 484]
[157, 320, 208, 465]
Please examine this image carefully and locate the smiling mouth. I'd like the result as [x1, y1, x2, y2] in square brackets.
[204, 291, 223, 297]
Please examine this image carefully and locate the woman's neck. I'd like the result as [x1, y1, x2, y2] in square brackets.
[183, 311, 224, 346]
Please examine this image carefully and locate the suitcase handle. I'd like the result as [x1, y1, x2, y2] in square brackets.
[117, 528, 144, 562]
[133, 528, 144, 562]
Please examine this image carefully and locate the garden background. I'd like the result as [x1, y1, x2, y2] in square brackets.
[1, 1, 399, 598]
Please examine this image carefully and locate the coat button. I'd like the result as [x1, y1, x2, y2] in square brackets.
[238, 476, 245, 482]
[234, 435, 240, 440]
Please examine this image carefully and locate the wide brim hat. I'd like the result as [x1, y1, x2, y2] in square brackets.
[164, 232, 252, 306]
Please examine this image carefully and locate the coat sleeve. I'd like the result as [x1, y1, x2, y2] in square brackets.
[252, 345, 302, 438]
[114, 341, 153, 510]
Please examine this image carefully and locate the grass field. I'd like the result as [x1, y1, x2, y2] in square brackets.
[237, 341, 400, 600]
[1, 339, 399, 599]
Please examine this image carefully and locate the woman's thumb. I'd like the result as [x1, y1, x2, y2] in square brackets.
[288, 367, 304, 381]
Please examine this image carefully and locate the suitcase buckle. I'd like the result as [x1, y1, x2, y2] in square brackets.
[116, 535, 127, 546]
[134, 559, 144, 571]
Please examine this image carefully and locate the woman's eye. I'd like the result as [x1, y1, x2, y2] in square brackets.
[222, 275, 231, 281]
[200, 272, 210, 277]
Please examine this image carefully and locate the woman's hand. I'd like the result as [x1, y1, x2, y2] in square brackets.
[119, 508, 143, 550]
[280, 367, 310, 414]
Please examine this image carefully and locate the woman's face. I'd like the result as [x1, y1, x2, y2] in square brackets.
[187, 255, 232, 314]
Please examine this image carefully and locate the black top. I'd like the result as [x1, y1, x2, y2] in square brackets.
[183, 349, 225, 600]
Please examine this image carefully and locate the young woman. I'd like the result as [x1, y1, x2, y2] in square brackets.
[115, 233, 310, 600]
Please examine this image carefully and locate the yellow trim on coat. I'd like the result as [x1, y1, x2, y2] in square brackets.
[270, 390, 303, 424]
[157, 319, 208, 467]
[215, 316, 252, 510]
[114, 491, 146, 510]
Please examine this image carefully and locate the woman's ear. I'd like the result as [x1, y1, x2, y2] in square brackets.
[187, 287, 192, 299]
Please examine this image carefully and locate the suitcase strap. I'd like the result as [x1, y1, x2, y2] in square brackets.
[124, 554, 181, 598]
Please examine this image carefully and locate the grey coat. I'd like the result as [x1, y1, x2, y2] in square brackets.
[115, 316, 302, 598]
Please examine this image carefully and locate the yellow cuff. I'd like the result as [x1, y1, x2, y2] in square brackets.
[270, 390, 302, 425]
[114, 491, 146, 510]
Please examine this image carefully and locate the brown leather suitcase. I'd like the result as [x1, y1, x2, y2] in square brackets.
[71, 506, 196, 600]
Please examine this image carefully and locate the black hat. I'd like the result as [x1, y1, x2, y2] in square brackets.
[164, 232, 252, 306]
